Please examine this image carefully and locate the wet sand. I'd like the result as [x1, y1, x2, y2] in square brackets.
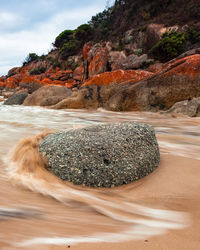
[0, 104, 200, 249]
[70, 155, 200, 250]
[0, 154, 200, 249]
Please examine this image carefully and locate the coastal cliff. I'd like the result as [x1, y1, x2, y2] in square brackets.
[1, 0, 200, 116]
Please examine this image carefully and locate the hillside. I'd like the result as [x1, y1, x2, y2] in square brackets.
[0, 0, 200, 116]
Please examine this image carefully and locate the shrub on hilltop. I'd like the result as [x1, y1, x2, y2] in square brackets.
[53, 24, 94, 59]
[150, 31, 186, 61]
[23, 53, 39, 66]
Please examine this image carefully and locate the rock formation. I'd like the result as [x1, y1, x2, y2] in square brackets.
[39, 122, 160, 187]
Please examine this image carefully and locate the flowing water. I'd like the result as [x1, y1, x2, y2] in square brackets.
[0, 101, 200, 249]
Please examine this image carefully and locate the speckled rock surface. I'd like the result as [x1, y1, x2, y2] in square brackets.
[39, 122, 160, 187]
[3, 92, 28, 105]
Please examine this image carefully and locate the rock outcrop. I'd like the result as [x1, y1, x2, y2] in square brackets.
[3, 92, 28, 105]
[39, 122, 160, 187]
[23, 85, 72, 106]
[52, 54, 200, 111]
[166, 98, 200, 117]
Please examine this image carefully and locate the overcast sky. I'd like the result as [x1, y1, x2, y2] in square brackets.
[0, 0, 114, 75]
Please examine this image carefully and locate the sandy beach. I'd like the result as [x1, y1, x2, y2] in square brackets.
[0, 153, 199, 249]
[0, 106, 199, 250]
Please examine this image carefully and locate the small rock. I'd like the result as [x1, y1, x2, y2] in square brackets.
[166, 98, 200, 117]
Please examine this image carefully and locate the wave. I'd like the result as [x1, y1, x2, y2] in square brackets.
[3, 132, 190, 246]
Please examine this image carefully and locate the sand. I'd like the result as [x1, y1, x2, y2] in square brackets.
[0, 153, 199, 250]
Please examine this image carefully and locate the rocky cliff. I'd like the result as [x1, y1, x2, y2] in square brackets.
[1, 0, 200, 116]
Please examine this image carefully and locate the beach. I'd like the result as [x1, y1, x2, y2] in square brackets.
[0, 104, 199, 249]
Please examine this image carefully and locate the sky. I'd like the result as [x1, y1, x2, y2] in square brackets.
[0, 0, 114, 75]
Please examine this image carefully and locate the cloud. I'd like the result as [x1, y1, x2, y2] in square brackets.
[0, 12, 24, 32]
[0, 1, 108, 75]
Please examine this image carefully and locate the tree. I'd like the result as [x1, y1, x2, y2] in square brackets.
[54, 30, 74, 49]
[23, 53, 39, 66]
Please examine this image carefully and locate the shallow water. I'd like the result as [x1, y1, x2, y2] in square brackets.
[0, 102, 200, 249]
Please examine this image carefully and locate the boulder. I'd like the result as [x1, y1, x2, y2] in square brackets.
[104, 55, 200, 111]
[39, 122, 160, 187]
[84, 69, 153, 86]
[121, 54, 148, 69]
[109, 51, 127, 71]
[23, 85, 72, 106]
[166, 98, 200, 117]
[19, 82, 42, 94]
[3, 92, 28, 105]
[1, 91, 15, 98]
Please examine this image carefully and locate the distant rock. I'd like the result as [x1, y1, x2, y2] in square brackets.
[23, 85, 72, 106]
[121, 54, 148, 69]
[166, 98, 200, 117]
[1, 91, 15, 99]
[4, 92, 28, 105]
[109, 51, 127, 71]
[7, 67, 21, 77]
[73, 65, 84, 81]
[39, 122, 160, 187]
[19, 82, 42, 94]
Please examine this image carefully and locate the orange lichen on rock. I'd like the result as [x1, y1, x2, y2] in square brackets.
[161, 55, 200, 79]
[19, 76, 41, 85]
[49, 70, 73, 81]
[73, 65, 84, 81]
[41, 78, 53, 85]
[51, 80, 66, 86]
[147, 63, 164, 74]
[65, 79, 77, 88]
[3, 75, 22, 89]
[0, 81, 6, 88]
[88, 48, 108, 78]
[83, 42, 92, 60]
[84, 69, 153, 86]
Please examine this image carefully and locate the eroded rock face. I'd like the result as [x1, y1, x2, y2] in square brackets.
[39, 122, 160, 187]
[23, 85, 72, 106]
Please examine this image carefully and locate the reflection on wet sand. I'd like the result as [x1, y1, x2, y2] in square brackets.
[0, 103, 200, 249]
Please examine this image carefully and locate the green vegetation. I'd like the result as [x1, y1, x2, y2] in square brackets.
[89, 7, 113, 39]
[30, 66, 47, 75]
[47, 55, 61, 69]
[54, 30, 75, 49]
[23, 53, 39, 66]
[59, 40, 80, 59]
[75, 24, 93, 43]
[149, 31, 186, 61]
[187, 26, 200, 43]
[22, 1, 200, 66]
[53, 24, 94, 59]
[149, 26, 200, 61]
